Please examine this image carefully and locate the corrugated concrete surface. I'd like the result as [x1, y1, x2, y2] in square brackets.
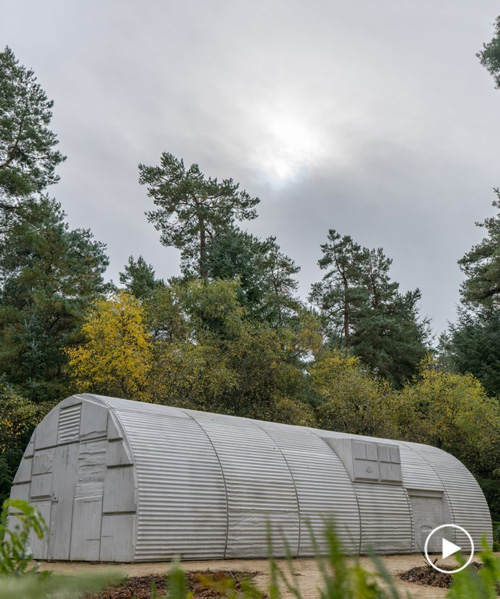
[11, 394, 493, 562]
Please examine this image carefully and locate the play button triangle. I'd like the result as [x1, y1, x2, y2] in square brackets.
[442, 538, 461, 560]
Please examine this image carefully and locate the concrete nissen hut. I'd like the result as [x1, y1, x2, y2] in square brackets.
[10, 394, 492, 562]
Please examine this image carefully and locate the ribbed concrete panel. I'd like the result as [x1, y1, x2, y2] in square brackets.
[92, 395, 189, 418]
[259, 422, 360, 556]
[116, 409, 227, 561]
[184, 408, 251, 427]
[354, 483, 413, 553]
[71, 439, 107, 560]
[398, 444, 444, 491]
[191, 414, 299, 558]
[406, 442, 493, 548]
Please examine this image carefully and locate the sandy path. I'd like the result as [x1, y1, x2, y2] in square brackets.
[37, 553, 477, 598]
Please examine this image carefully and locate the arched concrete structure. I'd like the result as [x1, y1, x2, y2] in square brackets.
[10, 394, 492, 561]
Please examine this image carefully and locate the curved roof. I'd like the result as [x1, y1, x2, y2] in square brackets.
[11, 394, 492, 562]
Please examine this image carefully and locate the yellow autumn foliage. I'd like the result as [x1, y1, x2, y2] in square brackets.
[310, 350, 400, 438]
[397, 356, 500, 474]
[148, 338, 238, 409]
[65, 291, 152, 401]
[0, 393, 44, 454]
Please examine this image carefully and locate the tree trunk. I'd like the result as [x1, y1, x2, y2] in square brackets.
[343, 293, 350, 349]
[199, 217, 207, 279]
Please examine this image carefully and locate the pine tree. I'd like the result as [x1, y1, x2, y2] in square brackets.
[138, 153, 259, 278]
[309, 230, 369, 347]
[445, 191, 500, 395]
[445, 309, 500, 397]
[458, 189, 500, 310]
[310, 230, 428, 386]
[0, 197, 109, 402]
[119, 255, 163, 299]
[478, 16, 500, 89]
[0, 47, 65, 210]
[206, 229, 301, 326]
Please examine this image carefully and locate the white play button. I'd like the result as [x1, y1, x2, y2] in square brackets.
[424, 524, 474, 574]
[442, 538, 461, 560]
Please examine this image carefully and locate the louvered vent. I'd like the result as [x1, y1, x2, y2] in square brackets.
[58, 404, 82, 443]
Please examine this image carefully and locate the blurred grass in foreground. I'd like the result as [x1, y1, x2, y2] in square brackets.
[2, 499, 500, 599]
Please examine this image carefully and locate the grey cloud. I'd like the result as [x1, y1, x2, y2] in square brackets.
[2, 0, 500, 335]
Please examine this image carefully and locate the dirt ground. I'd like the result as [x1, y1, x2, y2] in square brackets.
[39, 553, 487, 599]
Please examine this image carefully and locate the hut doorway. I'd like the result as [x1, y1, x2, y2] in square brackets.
[408, 490, 451, 553]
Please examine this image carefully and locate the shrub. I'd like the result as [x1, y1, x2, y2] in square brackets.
[0, 497, 122, 597]
[0, 498, 46, 576]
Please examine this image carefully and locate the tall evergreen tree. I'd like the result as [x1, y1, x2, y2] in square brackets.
[310, 230, 428, 386]
[0, 47, 65, 211]
[458, 189, 500, 310]
[138, 153, 259, 278]
[309, 230, 369, 347]
[445, 192, 500, 396]
[206, 229, 301, 326]
[478, 16, 500, 89]
[364, 248, 399, 309]
[260, 236, 301, 326]
[206, 230, 268, 308]
[445, 309, 500, 397]
[119, 255, 163, 299]
[443, 25, 500, 395]
[352, 288, 428, 386]
[0, 197, 109, 402]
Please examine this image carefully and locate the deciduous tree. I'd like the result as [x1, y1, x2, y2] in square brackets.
[66, 291, 151, 400]
[0, 386, 46, 503]
[145, 279, 316, 423]
[397, 358, 500, 478]
[310, 350, 399, 438]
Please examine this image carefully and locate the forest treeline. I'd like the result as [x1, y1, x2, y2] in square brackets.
[2, 31, 500, 517]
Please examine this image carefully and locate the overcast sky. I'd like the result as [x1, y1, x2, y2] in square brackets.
[3, 1, 500, 336]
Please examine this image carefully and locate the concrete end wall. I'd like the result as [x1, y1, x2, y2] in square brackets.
[10, 395, 137, 561]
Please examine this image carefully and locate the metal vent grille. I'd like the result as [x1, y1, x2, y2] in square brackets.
[57, 404, 82, 443]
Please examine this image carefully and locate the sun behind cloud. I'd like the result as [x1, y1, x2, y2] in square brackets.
[249, 100, 332, 183]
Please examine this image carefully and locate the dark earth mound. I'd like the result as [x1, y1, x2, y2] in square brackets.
[400, 562, 483, 589]
[86, 570, 261, 599]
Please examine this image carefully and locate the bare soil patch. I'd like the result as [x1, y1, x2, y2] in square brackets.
[43, 554, 488, 598]
[85, 570, 261, 599]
